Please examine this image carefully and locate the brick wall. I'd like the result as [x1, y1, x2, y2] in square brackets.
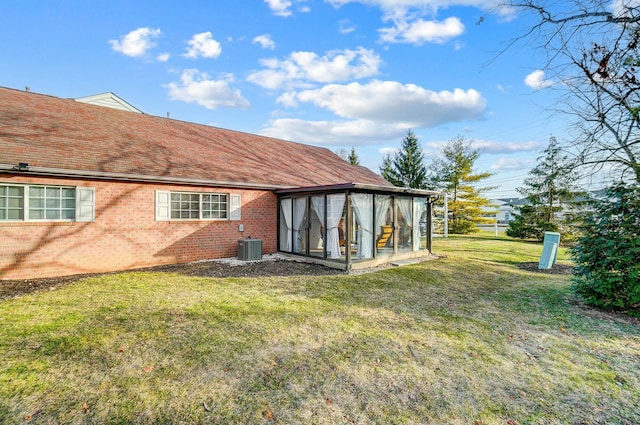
[0, 175, 277, 280]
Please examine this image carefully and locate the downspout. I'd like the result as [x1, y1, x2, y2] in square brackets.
[427, 197, 435, 253]
[345, 189, 351, 271]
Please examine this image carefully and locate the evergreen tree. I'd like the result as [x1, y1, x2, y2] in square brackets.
[379, 130, 428, 189]
[348, 147, 360, 166]
[393, 130, 428, 189]
[571, 183, 640, 311]
[428, 136, 496, 234]
[379, 153, 402, 186]
[506, 136, 585, 242]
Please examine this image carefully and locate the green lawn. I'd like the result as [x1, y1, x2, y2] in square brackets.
[1, 235, 638, 424]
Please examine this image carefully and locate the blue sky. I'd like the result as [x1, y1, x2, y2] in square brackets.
[1, 0, 572, 198]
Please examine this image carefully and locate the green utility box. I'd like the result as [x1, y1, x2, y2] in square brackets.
[539, 231, 561, 270]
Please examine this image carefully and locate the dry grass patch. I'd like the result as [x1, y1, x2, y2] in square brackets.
[1, 235, 638, 424]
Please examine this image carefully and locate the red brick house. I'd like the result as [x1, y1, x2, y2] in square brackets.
[0, 86, 438, 280]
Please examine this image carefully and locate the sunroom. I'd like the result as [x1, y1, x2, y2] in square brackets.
[277, 184, 440, 270]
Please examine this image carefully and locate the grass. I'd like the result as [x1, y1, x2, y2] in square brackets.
[0, 234, 638, 424]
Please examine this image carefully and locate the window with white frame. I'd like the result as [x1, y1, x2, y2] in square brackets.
[29, 186, 76, 220]
[0, 184, 95, 222]
[163, 191, 231, 220]
[202, 193, 228, 219]
[170, 192, 200, 219]
[156, 190, 240, 222]
[0, 185, 24, 220]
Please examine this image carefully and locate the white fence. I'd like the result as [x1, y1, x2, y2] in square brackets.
[476, 223, 508, 236]
[431, 193, 508, 237]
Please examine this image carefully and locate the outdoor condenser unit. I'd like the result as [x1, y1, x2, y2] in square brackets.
[238, 238, 262, 261]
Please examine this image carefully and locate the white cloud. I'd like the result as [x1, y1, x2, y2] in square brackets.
[379, 147, 399, 156]
[165, 69, 250, 110]
[184, 32, 222, 59]
[474, 140, 541, 153]
[491, 157, 534, 171]
[253, 34, 276, 50]
[156, 53, 170, 62]
[261, 118, 406, 145]
[325, 0, 518, 40]
[425, 139, 542, 154]
[247, 47, 382, 89]
[325, 0, 503, 14]
[524, 69, 554, 90]
[339, 19, 356, 34]
[611, 0, 640, 17]
[276, 91, 299, 107]
[262, 80, 487, 145]
[265, 0, 293, 16]
[284, 80, 486, 127]
[379, 16, 465, 44]
[109, 27, 162, 57]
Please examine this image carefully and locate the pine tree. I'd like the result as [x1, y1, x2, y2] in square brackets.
[571, 183, 640, 310]
[348, 147, 360, 166]
[428, 135, 496, 234]
[506, 136, 585, 242]
[394, 130, 428, 189]
[379, 153, 402, 186]
[380, 130, 428, 189]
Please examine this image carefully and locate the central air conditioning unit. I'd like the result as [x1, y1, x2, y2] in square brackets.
[238, 238, 262, 261]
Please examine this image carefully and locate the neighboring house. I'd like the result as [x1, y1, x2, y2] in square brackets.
[492, 198, 528, 224]
[0, 87, 439, 279]
[491, 195, 595, 224]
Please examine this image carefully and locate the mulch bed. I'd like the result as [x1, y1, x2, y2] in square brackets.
[149, 259, 346, 278]
[516, 262, 574, 275]
[0, 259, 344, 300]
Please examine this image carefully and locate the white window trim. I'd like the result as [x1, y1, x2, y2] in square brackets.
[155, 190, 240, 222]
[0, 184, 95, 222]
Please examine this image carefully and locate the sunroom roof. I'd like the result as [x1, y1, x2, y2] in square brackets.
[276, 182, 441, 197]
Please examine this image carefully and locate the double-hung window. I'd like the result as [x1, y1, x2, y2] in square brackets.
[28, 186, 76, 220]
[0, 184, 95, 222]
[156, 190, 240, 221]
[0, 185, 24, 220]
[170, 192, 228, 220]
[202, 193, 228, 219]
[170, 192, 201, 219]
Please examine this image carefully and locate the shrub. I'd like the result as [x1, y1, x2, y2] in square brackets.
[571, 184, 640, 313]
[506, 205, 560, 241]
[449, 218, 478, 234]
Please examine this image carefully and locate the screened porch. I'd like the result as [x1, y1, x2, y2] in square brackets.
[277, 184, 439, 270]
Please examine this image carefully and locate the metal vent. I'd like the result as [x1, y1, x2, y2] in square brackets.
[238, 239, 262, 261]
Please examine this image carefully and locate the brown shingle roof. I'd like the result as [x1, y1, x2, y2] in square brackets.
[0, 87, 392, 189]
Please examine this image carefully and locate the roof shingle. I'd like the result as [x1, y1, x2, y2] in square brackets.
[0, 87, 392, 189]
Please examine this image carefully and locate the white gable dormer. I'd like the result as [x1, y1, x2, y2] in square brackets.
[75, 92, 142, 113]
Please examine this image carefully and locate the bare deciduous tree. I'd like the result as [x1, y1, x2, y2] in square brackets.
[506, 0, 640, 183]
